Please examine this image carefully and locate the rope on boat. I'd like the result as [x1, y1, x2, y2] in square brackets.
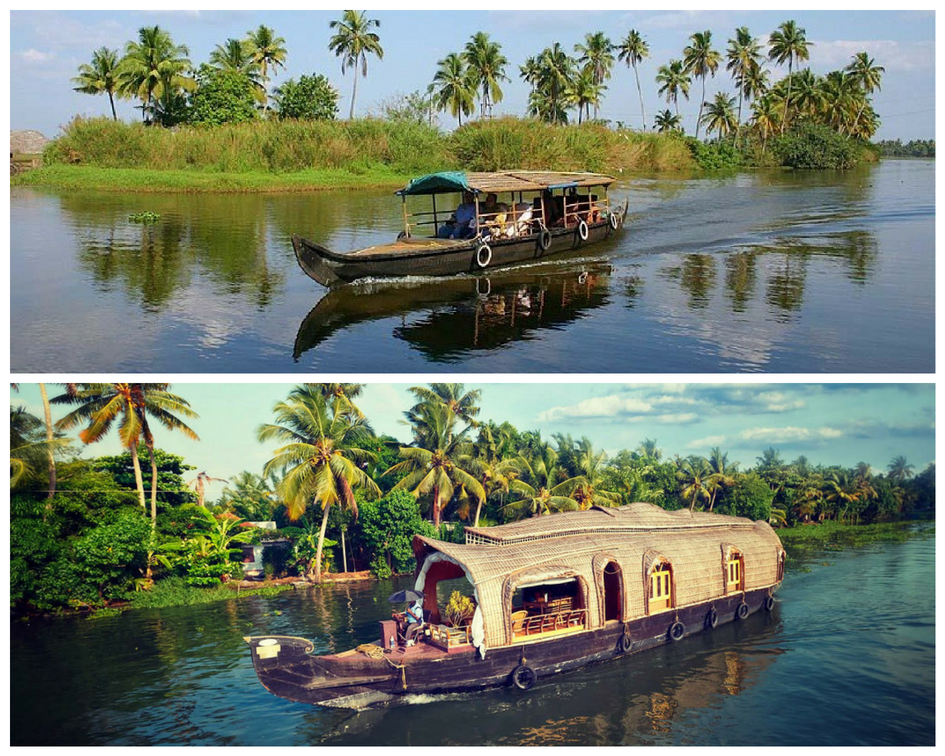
[356, 643, 386, 659]
[355, 643, 407, 689]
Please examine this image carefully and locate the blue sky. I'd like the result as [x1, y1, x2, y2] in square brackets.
[8, 9, 935, 140]
[11, 383, 935, 503]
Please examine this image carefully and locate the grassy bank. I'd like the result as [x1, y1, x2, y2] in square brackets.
[14, 116, 699, 193]
[778, 520, 933, 564]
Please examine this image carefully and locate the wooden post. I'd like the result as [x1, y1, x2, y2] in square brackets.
[401, 196, 409, 236]
[432, 195, 438, 234]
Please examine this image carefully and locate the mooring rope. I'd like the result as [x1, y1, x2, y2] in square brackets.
[355, 643, 407, 689]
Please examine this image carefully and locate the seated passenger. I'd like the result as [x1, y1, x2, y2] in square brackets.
[505, 202, 534, 237]
[437, 191, 477, 239]
[480, 193, 511, 238]
[405, 599, 425, 643]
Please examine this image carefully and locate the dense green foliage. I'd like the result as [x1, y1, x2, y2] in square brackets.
[875, 139, 935, 158]
[274, 73, 339, 121]
[188, 67, 260, 126]
[772, 123, 862, 169]
[355, 490, 437, 578]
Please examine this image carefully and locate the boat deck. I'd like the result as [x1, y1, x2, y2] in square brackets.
[351, 238, 467, 257]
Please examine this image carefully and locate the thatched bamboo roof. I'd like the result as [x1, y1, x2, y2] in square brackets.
[413, 503, 784, 649]
[397, 170, 615, 196]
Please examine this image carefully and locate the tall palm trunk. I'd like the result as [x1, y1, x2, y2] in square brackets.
[39, 383, 56, 504]
[146, 441, 159, 531]
[433, 485, 441, 528]
[633, 63, 646, 130]
[314, 501, 332, 583]
[349, 60, 359, 119]
[130, 444, 146, 509]
[780, 59, 793, 134]
[108, 92, 117, 121]
[695, 76, 706, 139]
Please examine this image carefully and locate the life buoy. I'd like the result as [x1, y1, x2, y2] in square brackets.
[609, 212, 619, 230]
[537, 226, 552, 252]
[578, 272, 588, 285]
[668, 621, 685, 642]
[476, 242, 492, 268]
[577, 219, 589, 241]
[619, 633, 633, 654]
[706, 608, 719, 629]
[511, 664, 537, 690]
[736, 602, 749, 620]
[764, 596, 775, 612]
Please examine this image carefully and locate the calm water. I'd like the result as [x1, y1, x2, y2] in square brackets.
[10, 532, 934, 746]
[10, 159, 934, 373]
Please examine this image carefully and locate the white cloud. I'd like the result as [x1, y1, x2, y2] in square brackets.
[756, 391, 806, 413]
[818, 427, 844, 439]
[655, 413, 697, 424]
[811, 39, 933, 73]
[686, 435, 726, 449]
[740, 426, 812, 442]
[19, 48, 53, 63]
[538, 395, 652, 422]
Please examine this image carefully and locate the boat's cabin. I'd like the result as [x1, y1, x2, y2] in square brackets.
[395, 171, 617, 242]
[510, 578, 587, 642]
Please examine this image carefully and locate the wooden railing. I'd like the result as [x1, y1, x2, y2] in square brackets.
[512, 608, 586, 639]
[428, 623, 471, 649]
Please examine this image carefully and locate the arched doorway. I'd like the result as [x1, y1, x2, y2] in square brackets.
[603, 561, 622, 622]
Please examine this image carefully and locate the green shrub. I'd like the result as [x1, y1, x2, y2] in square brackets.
[274, 73, 339, 121]
[686, 138, 743, 171]
[189, 67, 260, 127]
[772, 123, 861, 169]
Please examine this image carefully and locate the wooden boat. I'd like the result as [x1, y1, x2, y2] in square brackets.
[245, 503, 785, 709]
[292, 170, 629, 287]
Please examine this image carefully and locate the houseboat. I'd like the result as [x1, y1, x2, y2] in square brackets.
[244, 502, 785, 709]
[292, 170, 628, 287]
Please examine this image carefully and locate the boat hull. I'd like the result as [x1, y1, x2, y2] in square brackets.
[245, 588, 774, 708]
[292, 218, 623, 287]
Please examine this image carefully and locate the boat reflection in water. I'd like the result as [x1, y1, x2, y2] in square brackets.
[293, 261, 613, 362]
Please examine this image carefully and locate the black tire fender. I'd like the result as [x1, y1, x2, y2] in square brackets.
[764, 595, 775, 612]
[511, 663, 537, 690]
[609, 212, 619, 230]
[736, 602, 749, 620]
[706, 607, 719, 629]
[668, 621, 685, 642]
[619, 633, 633, 654]
[537, 226, 552, 252]
[476, 242, 492, 268]
[577, 219, 589, 241]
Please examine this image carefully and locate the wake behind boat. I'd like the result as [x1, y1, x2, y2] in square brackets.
[292, 170, 628, 287]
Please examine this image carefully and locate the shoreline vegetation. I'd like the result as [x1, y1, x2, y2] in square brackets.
[11, 383, 935, 620]
[14, 117, 878, 194]
[14, 12, 904, 194]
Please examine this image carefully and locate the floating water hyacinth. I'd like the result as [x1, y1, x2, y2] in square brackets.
[129, 211, 161, 224]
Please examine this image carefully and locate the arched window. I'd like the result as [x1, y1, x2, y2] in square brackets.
[602, 561, 622, 622]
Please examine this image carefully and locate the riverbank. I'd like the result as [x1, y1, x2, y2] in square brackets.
[777, 519, 933, 563]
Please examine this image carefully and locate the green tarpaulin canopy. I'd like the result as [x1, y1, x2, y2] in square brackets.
[396, 171, 471, 196]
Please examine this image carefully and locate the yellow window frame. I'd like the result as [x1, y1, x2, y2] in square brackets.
[727, 557, 742, 591]
[649, 564, 672, 613]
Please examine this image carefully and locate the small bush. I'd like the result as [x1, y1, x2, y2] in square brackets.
[686, 138, 743, 171]
[772, 123, 861, 169]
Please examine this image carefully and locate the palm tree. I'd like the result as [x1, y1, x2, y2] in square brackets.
[768, 20, 812, 133]
[37, 383, 57, 500]
[616, 29, 649, 130]
[701, 92, 738, 141]
[520, 55, 542, 97]
[385, 402, 485, 528]
[750, 94, 780, 153]
[406, 383, 481, 444]
[246, 25, 287, 112]
[820, 70, 858, 134]
[683, 30, 722, 140]
[726, 27, 762, 142]
[188, 471, 228, 509]
[328, 10, 384, 120]
[846, 52, 884, 135]
[570, 439, 620, 509]
[574, 31, 614, 119]
[705, 447, 737, 511]
[210, 38, 258, 76]
[654, 109, 681, 132]
[73, 47, 121, 120]
[505, 445, 580, 519]
[117, 25, 193, 124]
[791, 68, 823, 119]
[463, 32, 508, 119]
[677, 456, 711, 511]
[10, 406, 69, 490]
[532, 43, 576, 124]
[887, 455, 915, 482]
[656, 59, 691, 119]
[433, 52, 475, 126]
[308, 383, 365, 419]
[222, 470, 280, 521]
[53, 383, 199, 529]
[824, 471, 862, 523]
[258, 385, 380, 583]
[569, 68, 604, 124]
